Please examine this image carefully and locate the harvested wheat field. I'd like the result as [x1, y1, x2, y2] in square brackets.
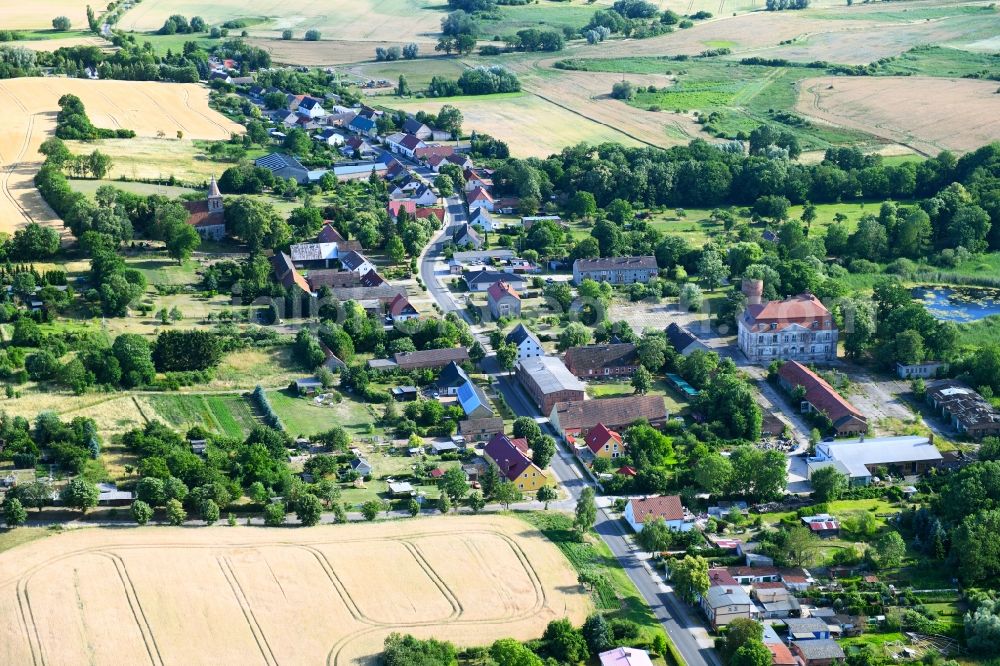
[120, 0, 445, 43]
[0, 78, 241, 234]
[0, 515, 589, 665]
[797, 76, 1000, 155]
[0, 1, 90, 30]
[390, 93, 650, 157]
[17, 35, 114, 52]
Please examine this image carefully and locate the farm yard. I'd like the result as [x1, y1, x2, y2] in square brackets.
[797, 76, 1000, 155]
[0, 516, 589, 665]
[0, 78, 241, 234]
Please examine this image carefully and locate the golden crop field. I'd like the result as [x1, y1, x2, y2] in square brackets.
[0, 1, 91, 30]
[0, 77, 242, 235]
[797, 76, 1000, 155]
[0, 515, 590, 665]
[119, 0, 445, 43]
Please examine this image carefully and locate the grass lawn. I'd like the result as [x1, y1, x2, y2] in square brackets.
[266, 388, 377, 438]
[70, 178, 197, 199]
[0, 527, 53, 555]
[124, 31, 216, 56]
[587, 380, 689, 415]
[519, 511, 674, 665]
[145, 393, 259, 439]
[339, 450, 460, 507]
[757, 498, 897, 527]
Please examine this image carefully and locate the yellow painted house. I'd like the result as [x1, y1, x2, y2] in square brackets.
[485, 433, 548, 492]
[583, 423, 623, 459]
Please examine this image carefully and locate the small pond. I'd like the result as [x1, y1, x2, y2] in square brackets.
[912, 285, 1000, 322]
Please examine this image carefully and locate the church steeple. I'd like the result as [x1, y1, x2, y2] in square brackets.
[207, 176, 222, 213]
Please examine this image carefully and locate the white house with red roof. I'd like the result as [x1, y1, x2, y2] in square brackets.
[623, 495, 694, 533]
[583, 423, 623, 459]
[386, 132, 426, 159]
[737, 291, 838, 364]
[388, 293, 419, 322]
[486, 280, 521, 320]
[466, 186, 494, 213]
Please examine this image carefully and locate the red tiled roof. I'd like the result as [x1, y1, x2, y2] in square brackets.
[728, 566, 780, 577]
[182, 200, 224, 228]
[584, 423, 622, 455]
[754, 581, 787, 590]
[389, 293, 417, 317]
[387, 200, 417, 217]
[628, 495, 684, 524]
[486, 280, 520, 303]
[708, 568, 738, 587]
[510, 437, 530, 454]
[778, 361, 866, 429]
[744, 293, 833, 333]
[467, 186, 493, 203]
[616, 465, 637, 477]
[415, 207, 445, 223]
[767, 642, 797, 666]
[415, 145, 454, 160]
[807, 520, 839, 532]
[429, 468, 445, 478]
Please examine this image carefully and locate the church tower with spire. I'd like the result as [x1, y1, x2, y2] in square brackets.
[207, 176, 222, 213]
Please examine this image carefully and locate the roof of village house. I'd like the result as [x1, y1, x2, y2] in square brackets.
[704, 585, 752, 609]
[551, 395, 666, 430]
[485, 433, 541, 482]
[743, 293, 833, 332]
[290, 242, 339, 262]
[437, 361, 471, 389]
[317, 223, 346, 244]
[784, 618, 829, 635]
[416, 207, 445, 223]
[387, 199, 417, 217]
[509, 437, 530, 454]
[564, 343, 638, 375]
[665, 322, 705, 353]
[349, 116, 376, 132]
[359, 270, 386, 287]
[306, 270, 360, 290]
[457, 380, 493, 417]
[416, 145, 454, 160]
[599, 647, 653, 666]
[394, 347, 470, 368]
[814, 435, 942, 479]
[389, 293, 418, 318]
[299, 97, 323, 110]
[506, 323, 540, 348]
[465, 269, 526, 288]
[255, 152, 306, 172]
[518, 356, 586, 395]
[459, 416, 504, 436]
[182, 199, 224, 228]
[402, 117, 429, 134]
[584, 423, 622, 455]
[469, 207, 493, 224]
[339, 250, 370, 271]
[270, 251, 295, 279]
[792, 639, 845, 661]
[452, 223, 481, 247]
[399, 133, 424, 150]
[767, 642, 797, 666]
[574, 256, 657, 272]
[778, 361, 866, 429]
[708, 568, 739, 587]
[727, 566, 780, 578]
[617, 465, 637, 477]
[628, 495, 684, 524]
[467, 186, 494, 203]
[487, 280, 520, 303]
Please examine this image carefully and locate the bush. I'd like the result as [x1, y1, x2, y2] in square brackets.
[52, 16, 72, 31]
[611, 80, 634, 100]
[304, 29, 321, 41]
[281, 29, 293, 40]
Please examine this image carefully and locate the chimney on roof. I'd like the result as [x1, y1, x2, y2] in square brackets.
[742, 278, 763, 305]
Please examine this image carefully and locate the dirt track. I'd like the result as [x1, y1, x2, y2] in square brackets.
[0, 515, 589, 665]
